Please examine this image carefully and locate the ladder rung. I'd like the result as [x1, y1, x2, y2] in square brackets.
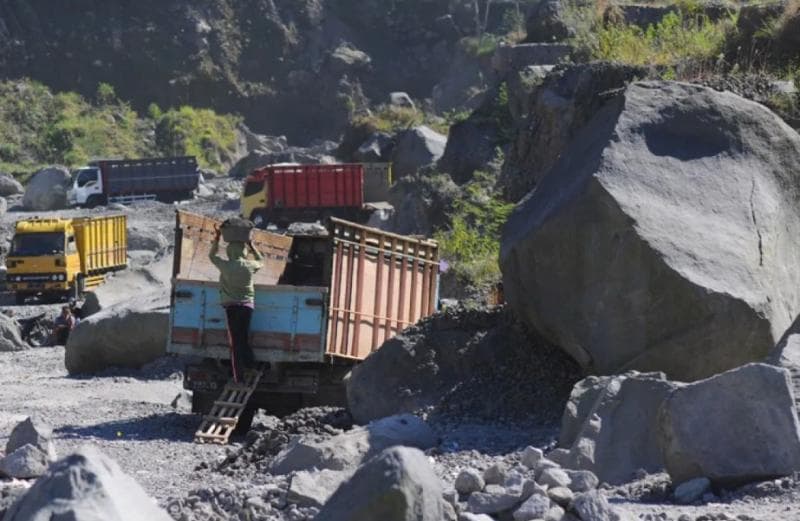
[225, 384, 255, 392]
[214, 400, 246, 408]
[204, 416, 237, 425]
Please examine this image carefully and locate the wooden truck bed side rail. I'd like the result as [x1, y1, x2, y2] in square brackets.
[173, 210, 292, 285]
[325, 218, 440, 361]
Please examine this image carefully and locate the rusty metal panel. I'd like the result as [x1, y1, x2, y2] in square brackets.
[325, 218, 440, 361]
[174, 210, 292, 285]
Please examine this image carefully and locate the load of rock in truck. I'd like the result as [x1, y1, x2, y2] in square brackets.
[239, 163, 393, 228]
[168, 210, 439, 433]
[67, 156, 200, 207]
[6, 215, 127, 304]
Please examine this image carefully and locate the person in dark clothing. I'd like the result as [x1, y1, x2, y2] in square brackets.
[209, 229, 264, 383]
[51, 306, 75, 346]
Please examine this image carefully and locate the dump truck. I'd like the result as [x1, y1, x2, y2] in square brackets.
[240, 163, 393, 228]
[168, 210, 439, 441]
[67, 156, 200, 207]
[6, 215, 127, 304]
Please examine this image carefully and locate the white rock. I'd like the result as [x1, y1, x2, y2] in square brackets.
[538, 468, 572, 489]
[456, 468, 486, 495]
[483, 463, 508, 485]
[513, 493, 551, 521]
[522, 446, 544, 469]
[547, 486, 573, 507]
[565, 470, 600, 492]
[0, 444, 50, 479]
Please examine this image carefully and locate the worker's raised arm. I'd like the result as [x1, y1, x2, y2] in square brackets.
[248, 241, 264, 262]
[209, 230, 224, 268]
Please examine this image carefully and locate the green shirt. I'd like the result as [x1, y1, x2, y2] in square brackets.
[209, 241, 264, 305]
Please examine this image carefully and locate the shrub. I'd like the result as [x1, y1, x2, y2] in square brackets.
[154, 106, 242, 172]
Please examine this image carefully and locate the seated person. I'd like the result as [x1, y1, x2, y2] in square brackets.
[51, 305, 75, 345]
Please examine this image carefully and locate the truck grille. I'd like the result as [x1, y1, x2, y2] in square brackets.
[6, 273, 66, 282]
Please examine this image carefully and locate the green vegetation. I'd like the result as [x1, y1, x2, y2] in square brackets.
[461, 34, 502, 58]
[434, 172, 514, 291]
[587, 7, 735, 66]
[352, 106, 423, 133]
[0, 79, 241, 179]
[154, 106, 242, 172]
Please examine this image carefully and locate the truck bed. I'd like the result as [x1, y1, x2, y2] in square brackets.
[170, 280, 328, 364]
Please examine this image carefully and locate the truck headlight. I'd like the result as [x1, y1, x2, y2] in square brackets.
[51, 274, 58, 281]
[60, 274, 66, 281]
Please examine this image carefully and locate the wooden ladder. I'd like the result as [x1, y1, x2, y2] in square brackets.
[194, 367, 263, 444]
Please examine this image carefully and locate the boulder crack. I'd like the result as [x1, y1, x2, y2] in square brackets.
[750, 177, 764, 267]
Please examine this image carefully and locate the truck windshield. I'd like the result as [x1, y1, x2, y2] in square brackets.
[73, 168, 98, 187]
[244, 180, 264, 197]
[10, 233, 65, 256]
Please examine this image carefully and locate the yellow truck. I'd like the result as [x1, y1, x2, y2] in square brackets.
[6, 215, 127, 304]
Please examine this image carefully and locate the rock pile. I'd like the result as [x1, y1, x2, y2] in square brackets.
[444, 446, 625, 521]
[347, 307, 581, 425]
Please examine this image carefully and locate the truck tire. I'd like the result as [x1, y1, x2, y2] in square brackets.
[86, 195, 103, 209]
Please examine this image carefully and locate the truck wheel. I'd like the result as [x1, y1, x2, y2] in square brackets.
[86, 195, 103, 209]
[14, 293, 26, 306]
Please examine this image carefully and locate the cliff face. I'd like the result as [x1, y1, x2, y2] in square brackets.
[0, 0, 479, 142]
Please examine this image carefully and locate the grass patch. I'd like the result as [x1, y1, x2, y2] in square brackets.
[461, 34, 502, 58]
[576, 4, 736, 66]
[434, 171, 514, 291]
[154, 106, 242, 173]
[352, 106, 423, 134]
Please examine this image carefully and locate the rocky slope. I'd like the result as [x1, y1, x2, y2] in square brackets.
[0, 0, 510, 142]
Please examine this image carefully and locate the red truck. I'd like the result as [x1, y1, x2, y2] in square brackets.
[240, 163, 392, 228]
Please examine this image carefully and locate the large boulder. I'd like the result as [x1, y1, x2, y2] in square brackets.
[500, 62, 645, 201]
[65, 292, 169, 374]
[3, 446, 172, 520]
[525, 0, 572, 42]
[387, 173, 460, 236]
[127, 226, 168, 253]
[22, 167, 71, 211]
[391, 126, 447, 179]
[437, 118, 503, 184]
[271, 414, 437, 475]
[501, 81, 800, 382]
[316, 447, 446, 521]
[0, 314, 27, 352]
[559, 372, 679, 484]
[0, 174, 23, 197]
[659, 363, 800, 484]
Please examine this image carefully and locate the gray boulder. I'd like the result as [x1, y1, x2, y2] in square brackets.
[455, 468, 485, 495]
[389, 92, 415, 110]
[0, 174, 23, 197]
[0, 444, 50, 479]
[513, 493, 551, 521]
[354, 132, 394, 163]
[673, 477, 711, 505]
[387, 173, 460, 236]
[127, 226, 168, 253]
[22, 167, 71, 211]
[3, 446, 171, 520]
[659, 363, 800, 484]
[288, 469, 351, 508]
[0, 197, 6, 216]
[391, 126, 447, 179]
[437, 118, 502, 184]
[467, 484, 521, 515]
[316, 447, 445, 521]
[571, 490, 629, 521]
[65, 292, 169, 374]
[501, 81, 800, 382]
[525, 0, 572, 42]
[7, 417, 56, 461]
[0, 314, 27, 352]
[561, 372, 678, 484]
[272, 414, 437, 475]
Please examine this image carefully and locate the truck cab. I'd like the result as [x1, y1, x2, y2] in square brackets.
[67, 166, 104, 208]
[6, 219, 82, 304]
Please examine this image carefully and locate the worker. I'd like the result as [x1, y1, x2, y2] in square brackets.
[51, 305, 75, 346]
[208, 229, 264, 383]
